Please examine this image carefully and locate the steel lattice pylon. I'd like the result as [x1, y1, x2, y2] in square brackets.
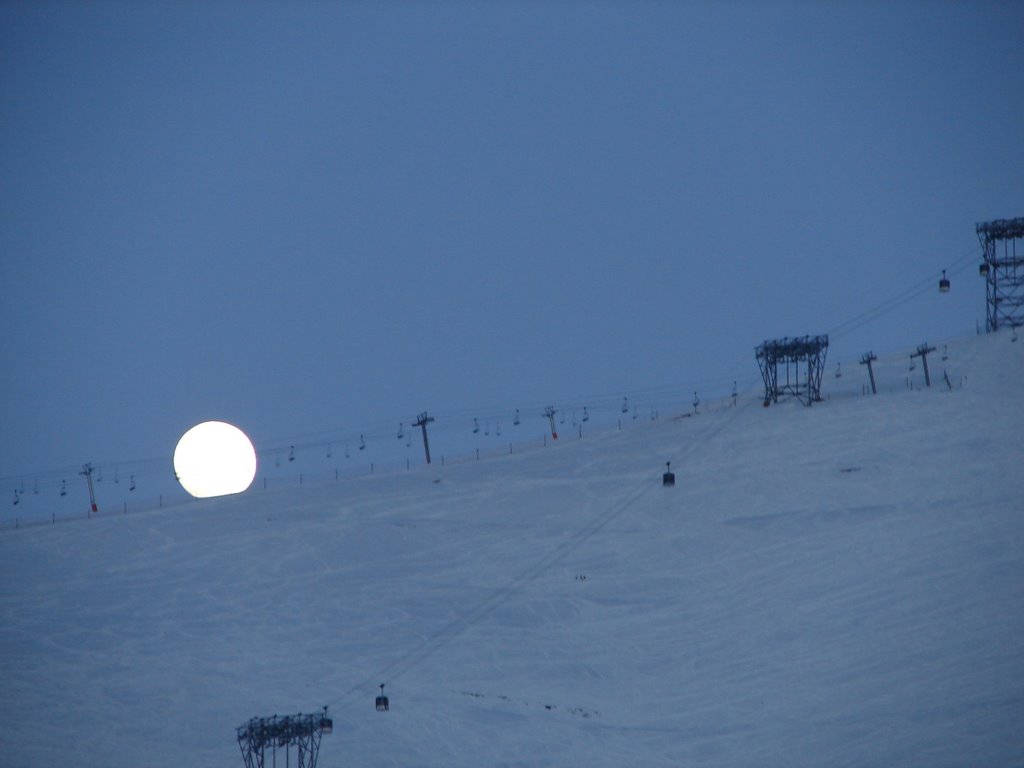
[977, 218, 1024, 332]
[237, 709, 332, 768]
[755, 335, 829, 406]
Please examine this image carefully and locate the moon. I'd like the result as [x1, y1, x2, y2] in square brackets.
[173, 421, 257, 498]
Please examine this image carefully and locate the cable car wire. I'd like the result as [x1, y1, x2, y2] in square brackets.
[322, 395, 758, 716]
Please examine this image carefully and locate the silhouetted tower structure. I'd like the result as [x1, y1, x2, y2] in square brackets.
[859, 351, 878, 395]
[543, 406, 558, 440]
[80, 463, 98, 515]
[237, 708, 332, 768]
[977, 217, 1024, 332]
[755, 335, 829, 406]
[910, 343, 936, 388]
[413, 411, 434, 464]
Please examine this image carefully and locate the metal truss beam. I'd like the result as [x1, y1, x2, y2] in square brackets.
[237, 709, 331, 768]
[755, 335, 829, 406]
[977, 217, 1024, 332]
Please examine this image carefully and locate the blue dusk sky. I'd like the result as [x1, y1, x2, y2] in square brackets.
[2, 1, 1022, 501]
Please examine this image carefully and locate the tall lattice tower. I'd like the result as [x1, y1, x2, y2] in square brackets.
[237, 709, 332, 768]
[755, 335, 829, 406]
[977, 218, 1024, 332]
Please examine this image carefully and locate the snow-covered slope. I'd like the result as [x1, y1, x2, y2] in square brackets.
[1, 331, 1022, 767]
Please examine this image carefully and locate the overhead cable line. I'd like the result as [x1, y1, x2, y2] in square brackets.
[323, 395, 758, 716]
[826, 244, 980, 342]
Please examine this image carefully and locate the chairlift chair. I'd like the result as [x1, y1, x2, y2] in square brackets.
[376, 684, 389, 712]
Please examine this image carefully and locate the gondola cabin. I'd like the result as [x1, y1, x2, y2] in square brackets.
[939, 269, 950, 293]
[662, 462, 675, 487]
[376, 683, 389, 712]
[320, 706, 333, 734]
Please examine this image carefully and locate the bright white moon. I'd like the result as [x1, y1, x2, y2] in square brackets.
[173, 421, 257, 498]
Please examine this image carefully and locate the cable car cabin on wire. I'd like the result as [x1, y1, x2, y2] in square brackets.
[662, 462, 676, 487]
[939, 270, 950, 293]
[376, 684, 389, 712]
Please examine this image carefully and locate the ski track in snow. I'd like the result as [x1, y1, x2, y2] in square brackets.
[1, 332, 1023, 767]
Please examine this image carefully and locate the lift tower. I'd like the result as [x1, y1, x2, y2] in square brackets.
[237, 709, 332, 768]
[977, 218, 1024, 332]
[755, 335, 829, 406]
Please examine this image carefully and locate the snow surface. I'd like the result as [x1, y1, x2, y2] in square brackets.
[1, 331, 1022, 767]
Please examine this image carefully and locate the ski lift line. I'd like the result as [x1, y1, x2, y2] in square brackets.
[14, 378, 755, 484]
[4, 245, 984, 483]
[403, 370, 751, 422]
[0, 454, 174, 491]
[3, 380, 759, 489]
[322, 395, 759, 716]
[827, 283, 943, 342]
[430, 387, 734, 426]
[827, 275, 940, 339]
[9, 246, 981, 488]
[4, 378, 757, 487]
[830, 251, 977, 336]
[826, 247, 980, 341]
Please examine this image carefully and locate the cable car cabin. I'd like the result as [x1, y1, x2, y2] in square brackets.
[376, 684, 389, 712]
[980, 262, 990, 277]
[662, 462, 676, 487]
[939, 269, 950, 293]
[320, 716, 333, 734]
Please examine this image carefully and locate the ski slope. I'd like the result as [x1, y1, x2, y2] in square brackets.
[1, 330, 1022, 767]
